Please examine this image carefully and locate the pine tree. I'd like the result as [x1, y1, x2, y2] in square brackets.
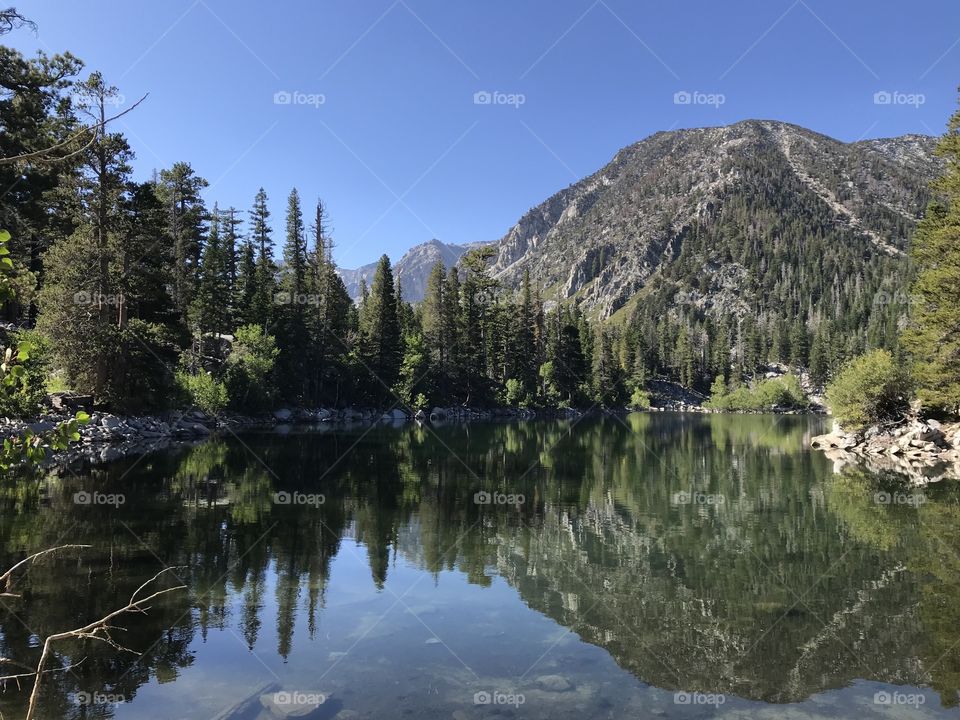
[360, 255, 401, 402]
[249, 188, 276, 327]
[901, 101, 960, 414]
[37, 72, 133, 402]
[156, 161, 208, 322]
[421, 261, 449, 399]
[276, 188, 310, 400]
[235, 237, 257, 326]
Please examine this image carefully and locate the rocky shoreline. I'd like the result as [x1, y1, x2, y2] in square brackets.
[812, 418, 960, 484]
[3, 402, 834, 471]
[1, 405, 586, 468]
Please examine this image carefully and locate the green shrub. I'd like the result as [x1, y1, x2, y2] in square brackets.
[177, 371, 229, 415]
[629, 388, 651, 409]
[826, 350, 911, 431]
[224, 324, 279, 413]
[114, 320, 182, 413]
[707, 374, 807, 411]
[0, 329, 49, 417]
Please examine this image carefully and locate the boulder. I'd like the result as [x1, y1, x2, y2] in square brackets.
[273, 408, 293, 422]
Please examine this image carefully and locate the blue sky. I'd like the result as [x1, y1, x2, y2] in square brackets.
[9, 0, 960, 267]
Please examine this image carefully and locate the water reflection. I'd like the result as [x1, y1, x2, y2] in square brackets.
[1, 414, 959, 718]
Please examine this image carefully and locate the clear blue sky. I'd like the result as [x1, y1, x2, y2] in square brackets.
[9, 0, 960, 267]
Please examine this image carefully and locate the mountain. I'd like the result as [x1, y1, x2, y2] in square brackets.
[338, 239, 489, 302]
[487, 120, 940, 319]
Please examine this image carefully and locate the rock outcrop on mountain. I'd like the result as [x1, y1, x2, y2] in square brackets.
[486, 120, 939, 318]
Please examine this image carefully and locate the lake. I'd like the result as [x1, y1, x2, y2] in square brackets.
[1, 413, 959, 719]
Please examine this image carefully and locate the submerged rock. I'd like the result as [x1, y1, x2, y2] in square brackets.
[535, 674, 573, 692]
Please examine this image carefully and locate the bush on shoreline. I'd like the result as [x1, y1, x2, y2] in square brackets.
[825, 350, 911, 431]
[706, 374, 806, 412]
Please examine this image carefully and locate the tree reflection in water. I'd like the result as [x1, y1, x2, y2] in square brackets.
[1, 414, 958, 718]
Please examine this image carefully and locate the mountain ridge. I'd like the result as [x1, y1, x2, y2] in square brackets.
[484, 119, 940, 317]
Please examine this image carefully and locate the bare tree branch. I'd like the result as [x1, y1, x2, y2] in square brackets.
[0, 93, 149, 167]
[0, 545, 90, 596]
[0, 7, 36, 36]
[22, 567, 186, 720]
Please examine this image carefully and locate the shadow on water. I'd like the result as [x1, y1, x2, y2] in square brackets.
[1, 413, 959, 718]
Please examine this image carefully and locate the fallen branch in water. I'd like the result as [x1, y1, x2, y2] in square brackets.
[22, 567, 186, 720]
[0, 548, 186, 720]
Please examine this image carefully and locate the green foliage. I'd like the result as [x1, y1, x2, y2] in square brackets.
[825, 350, 911, 431]
[707, 374, 806, 411]
[900, 103, 960, 415]
[629, 388, 651, 409]
[224, 324, 279, 412]
[0, 231, 88, 471]
[177, 370, 229, 415]
[0, 329, 48, 417]
[502, 378, 529, 408]
[358, 255, 401, 402]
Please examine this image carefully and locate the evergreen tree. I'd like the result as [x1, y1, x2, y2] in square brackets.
[156, 162, 208, 322]
[360, 255, 402, 402]
[901, 101, 960, 414]
[249, 187, 276, 326]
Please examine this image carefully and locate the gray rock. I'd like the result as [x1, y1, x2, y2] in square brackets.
[535, 674, 572, 692]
